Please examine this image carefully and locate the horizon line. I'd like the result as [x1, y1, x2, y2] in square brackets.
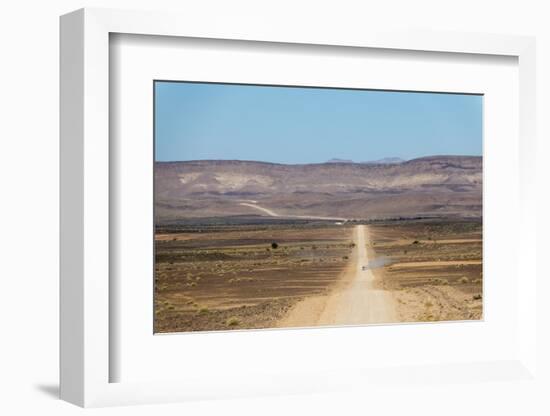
[154, 154, 482, 165]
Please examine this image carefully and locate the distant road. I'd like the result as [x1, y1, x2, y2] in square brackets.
[278, 224, 397, 327]
[239, 202, 347, 222]
[239, 202, 279, 217]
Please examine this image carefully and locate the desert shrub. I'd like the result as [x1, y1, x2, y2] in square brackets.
[412, 240, 419, 245]
[458, 276, 470, 284]
[473, 294, 482, 300]
[343, 256, 349, 260]
[227, 317, 240, 327]
[271, 242, 279, 249]
[198, 307, 209, 314]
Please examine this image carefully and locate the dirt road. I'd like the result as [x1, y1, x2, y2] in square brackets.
[239, 202, 279, 217]
[239, 202, 346, 222]
[278, 225, 397, 328]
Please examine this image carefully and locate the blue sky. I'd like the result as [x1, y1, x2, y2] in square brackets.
[154, 81, 482, 164]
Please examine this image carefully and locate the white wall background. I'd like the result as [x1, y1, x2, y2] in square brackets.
[0, 1, 548, 415]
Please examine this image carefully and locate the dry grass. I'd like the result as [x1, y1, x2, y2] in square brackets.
[226, 317, 240, 327]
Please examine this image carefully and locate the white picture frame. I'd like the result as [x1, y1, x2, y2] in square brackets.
[60, 7, 538, 408]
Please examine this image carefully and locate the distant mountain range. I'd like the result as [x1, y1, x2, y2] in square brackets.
[326, 157, 405, 165]
[362, 157, 405, 165]
[326, 158, 355, 164]
[155, 155, 482, 222]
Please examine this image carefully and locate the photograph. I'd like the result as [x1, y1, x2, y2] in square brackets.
[153, 81, 483, 333]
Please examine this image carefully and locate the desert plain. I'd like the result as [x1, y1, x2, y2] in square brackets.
[154, 156, 482, 332]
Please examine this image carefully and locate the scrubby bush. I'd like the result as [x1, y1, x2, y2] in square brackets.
[271, 242, 279, 249]
[227, 317, 240, 326]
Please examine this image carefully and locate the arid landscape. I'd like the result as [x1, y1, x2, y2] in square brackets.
[154, 157, 482, 333]
[153, 81, 483, 333]
[156, 156, 482, 222]
[367, 219, 482, 322]
[155, 221, 353, 332]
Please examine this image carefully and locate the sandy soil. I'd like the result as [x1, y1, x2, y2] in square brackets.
[393, 284, 482, 322]
[278, 225, 397, 327]
[389, 260, 481, 269]
[368, 220, 483, 322]
[154, 224, 353, 332]
[155, 218, 482, 332]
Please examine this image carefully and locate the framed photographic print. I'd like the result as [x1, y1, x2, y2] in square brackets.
[153, 81, 483, 334]
[60, 8, 539, 408]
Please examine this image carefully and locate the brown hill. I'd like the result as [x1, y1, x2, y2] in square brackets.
[155, 156, 482, 222]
